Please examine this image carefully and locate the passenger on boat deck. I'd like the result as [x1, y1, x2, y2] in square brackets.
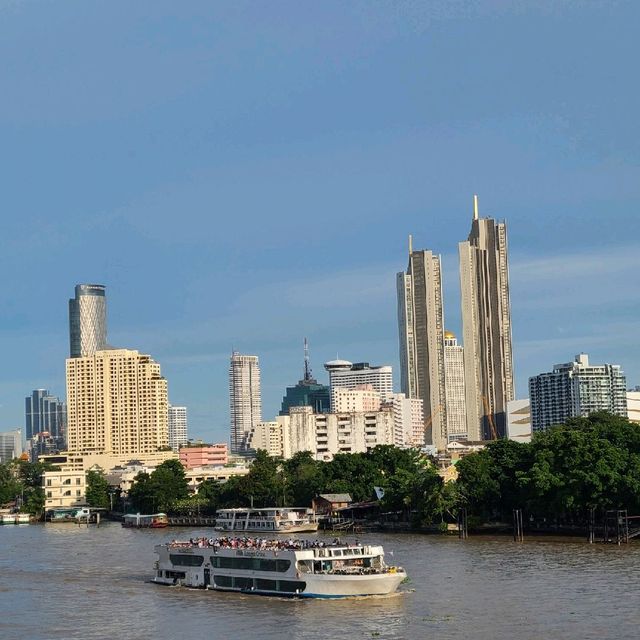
[167, 536, 360, 552]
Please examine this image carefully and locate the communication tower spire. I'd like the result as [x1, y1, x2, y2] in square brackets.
[303, 337, 312, 382]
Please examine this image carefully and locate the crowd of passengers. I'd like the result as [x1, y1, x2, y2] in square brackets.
[168, 536, 360, 551]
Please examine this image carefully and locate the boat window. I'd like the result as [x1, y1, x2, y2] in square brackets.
[214, 575, 232, 587]
[233, 577, 252, 589]
[256, 558, 277, 572]
[332, 550, 342, 557]
[169, 554, 204, 567]
[211, 556, 291, 572]
[256, 578, 277, 591]
[165, 571, 186, 579]
[277, 580, 306, 593]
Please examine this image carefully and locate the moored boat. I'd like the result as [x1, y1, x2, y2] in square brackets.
[215, 508, 318, 533]
[123, 512, 168, 528]
[152, 536, 406, 598]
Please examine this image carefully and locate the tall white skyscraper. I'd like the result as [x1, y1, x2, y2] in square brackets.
[229, 352, 262, 453]
[69, 284, 108, 358]
[324, 360, 393, 410]
[168, 405, 188, 451]
[443, 332, 468, 441]
[459, 196, 514, 440]
[396, 241, 447, 450]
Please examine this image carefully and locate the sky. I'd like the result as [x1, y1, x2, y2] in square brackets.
[1, 0, 638, 443]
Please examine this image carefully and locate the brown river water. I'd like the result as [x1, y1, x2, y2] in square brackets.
[1, 522, 638, 639]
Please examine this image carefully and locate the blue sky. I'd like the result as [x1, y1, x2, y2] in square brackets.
[1, 1, 638, 443]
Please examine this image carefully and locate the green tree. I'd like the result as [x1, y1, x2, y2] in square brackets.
[128, 472, 156, 513]
[85, 469, 111, 509]
[283, 451, 324, 506]
[0, 463, 22, 505]
[149, 459, 189, 512]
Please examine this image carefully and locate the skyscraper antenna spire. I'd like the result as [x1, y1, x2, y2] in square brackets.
[408, 234, 413, 255]
[303, 337, 312, 382]
[473, 194, 479, 221]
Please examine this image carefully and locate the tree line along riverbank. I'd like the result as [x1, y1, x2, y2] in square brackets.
[93, 412, 640, 534]
[3, 412, 639, 534]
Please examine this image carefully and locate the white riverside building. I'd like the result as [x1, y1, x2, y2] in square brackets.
[443, 332, 467, 442]
[529, 353, 628, 432]
[229, 352, 262, 453]
[247, 406, 394, 461]
[168, 405, 188, 451]
[324, 360, 393, 410]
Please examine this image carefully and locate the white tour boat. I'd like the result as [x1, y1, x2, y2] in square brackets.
[152, 536, 406, 598]
[215, 507, 318, 533]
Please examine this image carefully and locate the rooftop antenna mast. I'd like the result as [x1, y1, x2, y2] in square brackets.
[303, 337, 312, 382]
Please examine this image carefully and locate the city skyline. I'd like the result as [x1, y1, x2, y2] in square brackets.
[1, 2, 639, 443]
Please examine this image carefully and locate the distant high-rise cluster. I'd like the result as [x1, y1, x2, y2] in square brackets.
[229, 352, 262, 453]
[69, 284, 108, 358]
[398, 196, 514, 448]
[25, 389, 66, 441]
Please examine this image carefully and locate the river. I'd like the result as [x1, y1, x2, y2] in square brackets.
[1, 522, 638, 639]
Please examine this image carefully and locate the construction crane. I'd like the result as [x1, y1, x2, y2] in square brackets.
[423, 404, 443, 436]
[481, 395, 498, 440]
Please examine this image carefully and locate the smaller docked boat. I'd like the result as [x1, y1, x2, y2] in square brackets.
[122, 512, 169, 528]
[215, 508, 318, 533]
[0, 513, 30, 525]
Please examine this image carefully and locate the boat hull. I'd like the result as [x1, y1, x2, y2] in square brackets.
[300, 572, 405, 598]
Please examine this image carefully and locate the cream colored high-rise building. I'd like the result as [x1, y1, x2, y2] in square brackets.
[397, 242, 447, 450]
[459, 196, 514, 441]
[444, 332, 468, 442]
[229, 352, 262, 453]
[248, 421, 284, 457]
[66, 349, 169, 455]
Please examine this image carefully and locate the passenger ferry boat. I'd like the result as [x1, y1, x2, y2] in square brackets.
[152, 536, 406, 598]
[122, 512, 169, 528]
[215, 508, 318, 533]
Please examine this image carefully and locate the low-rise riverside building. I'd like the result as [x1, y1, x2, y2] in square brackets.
[312, 493, 352, 516]
[179, 443, 228, 469]
[40, 449, 178, 508]
[43, 466, 88, 509]
[184, 465, 250, 492]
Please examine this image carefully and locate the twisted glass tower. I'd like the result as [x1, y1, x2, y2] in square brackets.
[69, 284, 108, 358]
